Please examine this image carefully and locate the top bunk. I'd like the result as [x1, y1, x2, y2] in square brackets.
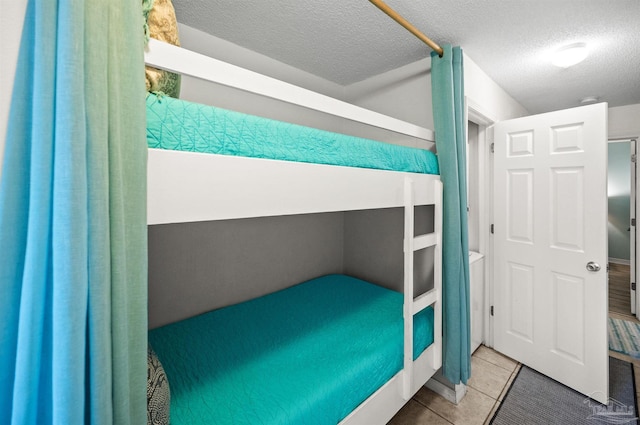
[144, 40, 440, 224]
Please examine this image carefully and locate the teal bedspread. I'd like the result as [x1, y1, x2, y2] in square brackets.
[148, 274, 434, 425]
[146, 94, 439, 175]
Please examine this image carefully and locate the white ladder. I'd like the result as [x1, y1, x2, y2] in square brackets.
[402, 177, 443, 400]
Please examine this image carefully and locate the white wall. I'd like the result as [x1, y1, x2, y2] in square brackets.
[464, 54, 529, 122]
[609, 104, 640, 139]
[177, 24, 345, 100]
[346, 58, 433, 128]
[345, 58, 434, 150]
[176, 24, 356, 139]
[345, 52, 529, 137]
[0, 0, 28, 184]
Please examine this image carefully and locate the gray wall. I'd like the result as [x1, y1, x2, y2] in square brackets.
[148, 213, 345, 328]
[148, 207, 436, 329]
[608, 141, 631, 261]
[344, 207, 435, 296]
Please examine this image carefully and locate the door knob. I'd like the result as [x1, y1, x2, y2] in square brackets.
[586, 262, 601, 272]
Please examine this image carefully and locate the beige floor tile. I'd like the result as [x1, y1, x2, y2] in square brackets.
[472, 345, 518, 373]
[388, 399, 453, 425]
[414, 386, 495, 425]
[467, 356, 512, 400]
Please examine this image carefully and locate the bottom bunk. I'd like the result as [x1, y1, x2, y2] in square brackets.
[148, 274, 437, 425]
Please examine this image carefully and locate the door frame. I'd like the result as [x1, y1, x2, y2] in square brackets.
[634, 137, 640, 320]
[633, 139, 637, 316]
[465, 97, 496, 347]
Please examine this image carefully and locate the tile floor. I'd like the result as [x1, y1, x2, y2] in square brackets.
[389, 320, 640, 425]
[388, 345, 519, 425]
[387, 264, 640, 424]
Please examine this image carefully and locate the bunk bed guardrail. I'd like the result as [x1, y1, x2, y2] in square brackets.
[144, 39, 435, 142]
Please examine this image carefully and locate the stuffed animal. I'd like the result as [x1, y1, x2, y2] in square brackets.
[144, 0, 181, 98]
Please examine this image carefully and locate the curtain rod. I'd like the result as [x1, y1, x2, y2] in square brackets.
[368, 0, 444, 57]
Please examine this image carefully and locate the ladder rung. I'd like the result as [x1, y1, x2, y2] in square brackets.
[413, 233, 437, 251]
[413, 288, 437, 314]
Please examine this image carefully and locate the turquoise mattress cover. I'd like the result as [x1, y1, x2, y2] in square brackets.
[148, 274, 434, 425]
[146, 94, 439, 175]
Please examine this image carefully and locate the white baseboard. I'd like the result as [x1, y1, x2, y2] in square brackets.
[609, 258, 631, 266]
[425, 373, 467, 405]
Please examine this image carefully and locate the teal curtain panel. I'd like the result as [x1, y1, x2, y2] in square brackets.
[0, 0, 148, 423]
[431, 45, 472, 385]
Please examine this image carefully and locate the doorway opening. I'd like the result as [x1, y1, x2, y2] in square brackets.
[466, 101, 495, 349]
[607, 138, 637, 320]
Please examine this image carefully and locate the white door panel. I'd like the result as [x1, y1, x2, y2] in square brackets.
[494, 103, 608, 404]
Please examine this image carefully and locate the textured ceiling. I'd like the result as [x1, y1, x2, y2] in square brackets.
[173, 0, 640, 114]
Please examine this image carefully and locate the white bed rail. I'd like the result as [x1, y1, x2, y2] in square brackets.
[144, 39, 434, 142]
[147, 150, 440, 224]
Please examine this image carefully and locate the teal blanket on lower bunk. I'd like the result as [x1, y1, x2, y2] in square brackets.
[146, 94, 439, 175]
[148, 274, 434, 425]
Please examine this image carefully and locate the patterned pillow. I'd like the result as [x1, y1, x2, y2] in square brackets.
[147, 345, 170, 425]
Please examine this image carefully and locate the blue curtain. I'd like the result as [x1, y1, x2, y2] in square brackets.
[431, 45, 471, 384]
[0, 0, 148, 423]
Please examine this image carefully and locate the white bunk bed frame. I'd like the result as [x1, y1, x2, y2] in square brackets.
[145, 39, 442, 425]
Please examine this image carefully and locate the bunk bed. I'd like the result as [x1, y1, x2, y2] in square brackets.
[144, 39, 443, 425]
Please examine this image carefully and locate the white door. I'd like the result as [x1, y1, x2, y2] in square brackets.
[493, 103, 609, 404]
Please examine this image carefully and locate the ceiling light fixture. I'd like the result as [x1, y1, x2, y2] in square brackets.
[580, 96, 599, 104]
[551, 43, 588, 68]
